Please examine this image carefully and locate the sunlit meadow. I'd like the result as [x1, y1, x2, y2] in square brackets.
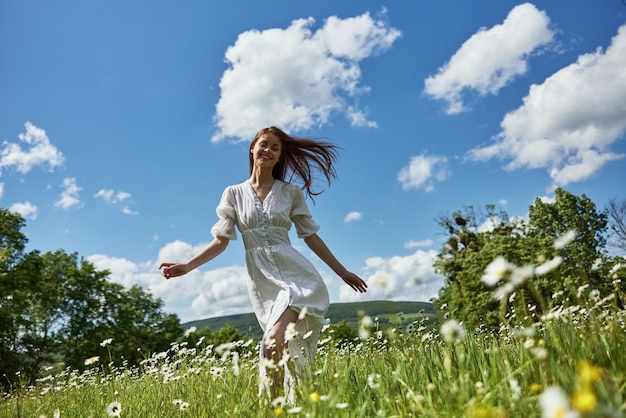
[2, 250, 625, 417]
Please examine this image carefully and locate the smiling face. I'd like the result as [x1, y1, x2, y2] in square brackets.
[250, 133, 282, 170]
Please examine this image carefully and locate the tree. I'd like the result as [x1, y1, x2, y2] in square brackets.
[207, 323, 241, 347]
[100, 285, 183, 366]
[527, 189, 614, 300]
[0, 210, 32, 387]
[434, 189, 621, 330]
[58, 261, 184, 370]
[434, 205, 533, 329]
[607, 197, 626, 252]
[328, 320, 358, 347]
[0, 209, 184, 389]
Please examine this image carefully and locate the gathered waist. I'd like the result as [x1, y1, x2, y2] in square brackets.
[242, 226, 291, 249]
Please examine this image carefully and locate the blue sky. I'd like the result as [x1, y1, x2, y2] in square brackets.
[1, 1, 625, 323]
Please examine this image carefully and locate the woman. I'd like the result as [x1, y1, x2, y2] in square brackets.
[159, 126, 367, 400]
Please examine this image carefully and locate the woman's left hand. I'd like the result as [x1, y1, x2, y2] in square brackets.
[341, 272, 368, 293]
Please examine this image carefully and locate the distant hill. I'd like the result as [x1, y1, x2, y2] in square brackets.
[182, 300, 437, 339]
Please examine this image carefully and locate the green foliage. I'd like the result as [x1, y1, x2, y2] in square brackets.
[328, 320, 358, 346]
[0, 209, 184, 390]
[434, 189, 623, 330]
[183, 323, 242, 349]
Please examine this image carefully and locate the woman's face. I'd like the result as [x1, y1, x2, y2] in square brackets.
[251, 133, 282, 170]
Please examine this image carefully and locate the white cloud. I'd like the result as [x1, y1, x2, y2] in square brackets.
[9, 201, 38, 220]
[0, 122, 64, 174]
[344, 211, 362, 222]
[86, 235, 447, 323]
[121, 207, 139, 215]
[212, 11, 401, 142]
[476, 216, 503, 233]
[0, 182, 4, 198]
[339, 249, 443, 303]
[469, 23, 626, 190]
[404, 239, 433, 249]
[95, 189, 132, 203]
[188, 266, 251, 319]
[95, 189, 136, 214]
[55, 177, 82, 209]
[88, 240, 253, 322]
[424, 3, 554, 114]
[398, 153, 449, 192]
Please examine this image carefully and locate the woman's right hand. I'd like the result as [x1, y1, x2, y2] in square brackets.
[159, 263, 189, 279]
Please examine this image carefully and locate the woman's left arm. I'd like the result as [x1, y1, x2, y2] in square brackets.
[304, 233, 368, 293]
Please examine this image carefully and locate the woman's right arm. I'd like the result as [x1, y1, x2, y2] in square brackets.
[159, 236, 229, 279]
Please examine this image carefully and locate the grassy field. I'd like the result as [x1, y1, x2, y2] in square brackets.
[2, 285, 624, 418]
[181, 300, 436, 339]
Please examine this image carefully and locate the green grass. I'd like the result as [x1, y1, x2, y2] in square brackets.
[2, 291, 624, 418]
[182, 300, 435, 339]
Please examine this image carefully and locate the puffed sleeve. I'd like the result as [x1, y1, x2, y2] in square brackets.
[210, 187, 238, 240]
[290, 186, 320, 238]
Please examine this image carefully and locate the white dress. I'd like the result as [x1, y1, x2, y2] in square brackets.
[210, 180, 330, 387]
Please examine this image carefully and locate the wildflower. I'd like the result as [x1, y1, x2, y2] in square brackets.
[284, 322, 297, 342]
[179, 402, 190, 411]
[309, 392, 320, 402]
[273, 407, 283, 416]
[536, 256, 563, 276]
[335, 403, 349, 409]
[210, 366, 225, 376]
[510, 264, 534, 286]
[84, 356, 100, 366]
[529, 383, 542, 394]
[278, 350, 291, 368]
[287, 407, 302, 414]
[493, 282, 514, 301]
[372, 272, 388, 287]
[475, 381, 485, 395]
[100, 338, 113, 347]
[54, 410, 61, 418]
[524, 338, 535, 349]
[260, 358, 276, 370]
[272, 397, 286, 408]
[297, 307, 308, 320]
[302, 330, 313, 339]
[232, 351, 240, 376]
[215, 341, 237, 354]
[554, 229, 576, 250]
[571, 389, 597, 414]
[361, 315, 373, 327]
[466, 404, 507, 418]
[106, 401, 122, 417]
[539, 387, 579, 418]
[577, 360, 602, 388]
[482, 256, 513, 287]
[440, 319, 466, 343]
[509, 379, 521, 400]
[359, 315, 373, 340]
[531, 347, 548, 361]
[367, 373, 381, 389]
[184, 326, 197, 337]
